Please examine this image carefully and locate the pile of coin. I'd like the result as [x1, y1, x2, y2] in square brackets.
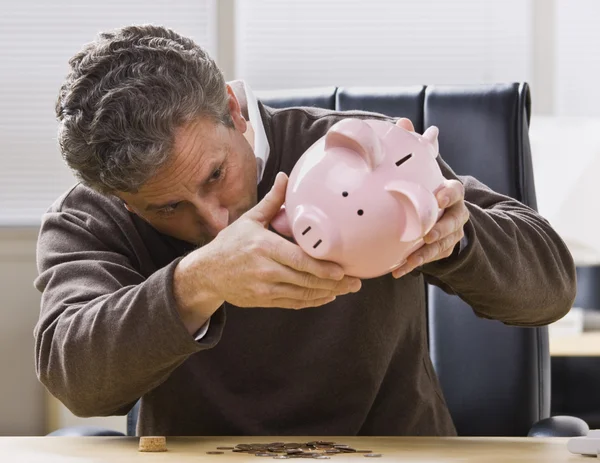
[206, 441, 382, 458]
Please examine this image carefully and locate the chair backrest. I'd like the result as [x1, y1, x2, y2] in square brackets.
[258, 84, 550, 436]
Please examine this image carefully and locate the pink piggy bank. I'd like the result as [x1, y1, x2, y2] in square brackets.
[271, 118, 446, 279]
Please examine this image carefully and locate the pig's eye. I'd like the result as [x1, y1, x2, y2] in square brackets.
[357, 209, 364, 216]
[342, 191, 348, 197]
[395, 153, 412, 166]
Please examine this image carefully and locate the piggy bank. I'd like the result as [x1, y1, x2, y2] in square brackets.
[271, 118, 446, 278]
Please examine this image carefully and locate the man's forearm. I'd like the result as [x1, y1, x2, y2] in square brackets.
[421, 175, 576, 326]
[35, 258, 225, 417]
[173, 247, 224, 335]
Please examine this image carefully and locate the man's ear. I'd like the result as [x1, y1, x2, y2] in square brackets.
[226, 84, 248, 133]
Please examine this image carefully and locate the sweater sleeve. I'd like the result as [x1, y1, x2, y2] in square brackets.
[419, 156, 577, 326]
[33, 207, 225, 417]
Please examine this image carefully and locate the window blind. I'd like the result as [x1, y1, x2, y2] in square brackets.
[234, 0, 533, 90]
[555, 0, 600, 116]
[0, 0, 216, 225]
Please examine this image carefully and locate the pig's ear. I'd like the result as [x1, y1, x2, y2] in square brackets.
[385, 180, 439, 242]
[270, 206, 294, 238]
[422, 126, 439, 158]
[325, 119, 383, 170]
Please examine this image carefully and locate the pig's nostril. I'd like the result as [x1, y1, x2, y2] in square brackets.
[357, 209, 364, 216]
[395, 153, 412, 166]
[302, 226, 312, 235]
[313, 239, 322, 249]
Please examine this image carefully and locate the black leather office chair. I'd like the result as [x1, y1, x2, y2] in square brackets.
[48, 84, 587, 437]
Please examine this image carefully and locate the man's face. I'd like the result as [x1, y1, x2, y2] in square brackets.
[118, 91, 258, 246]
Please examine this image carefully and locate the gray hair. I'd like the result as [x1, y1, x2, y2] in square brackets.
[55, 24, 233, 195]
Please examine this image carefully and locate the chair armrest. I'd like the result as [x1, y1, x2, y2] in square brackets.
[47, 426, 125, 437]
[528, 415, 590, 437]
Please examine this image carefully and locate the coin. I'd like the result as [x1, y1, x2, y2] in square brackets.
[229, 441, 380, 459]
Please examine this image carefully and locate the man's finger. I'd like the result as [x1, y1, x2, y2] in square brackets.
[392, 262, 413, 279]
[269, 295, 337, 310]
[395, 117, 415, 132]
[245, 172, 288, 226]
[411, 230, 463, 267]
[271, 282, 355, 301]
[272, 238, 345, 281]
[393, 228, 464, 279]
[436, 179, 465, 209]
[424, 202, 468, 244]
[275, 265, 361, 292]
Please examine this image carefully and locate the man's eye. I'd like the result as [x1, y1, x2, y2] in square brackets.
[157, 203, 180, 216]
[210, 167, 222, 181]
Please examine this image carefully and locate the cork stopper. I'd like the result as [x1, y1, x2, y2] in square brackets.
[138, 436, 167, 452]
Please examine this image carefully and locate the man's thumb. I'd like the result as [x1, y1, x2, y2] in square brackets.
[247, 172, 288, 226]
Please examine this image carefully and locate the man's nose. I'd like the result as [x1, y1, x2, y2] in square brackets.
[196, 202, 229, 236]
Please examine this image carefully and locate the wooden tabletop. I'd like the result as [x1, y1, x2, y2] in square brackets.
[0, 436, 584, 462]
[550, 332, 600, 356]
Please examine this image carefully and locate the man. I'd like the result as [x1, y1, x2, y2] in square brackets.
[34, 25, 576, 436]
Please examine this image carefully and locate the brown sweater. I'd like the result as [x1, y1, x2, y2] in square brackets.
[34, 103, 576, 436]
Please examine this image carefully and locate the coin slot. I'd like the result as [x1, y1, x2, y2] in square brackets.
[302, 226, 312, 235]
[395, 153, 412, 166]
[313, 239, 322, 249]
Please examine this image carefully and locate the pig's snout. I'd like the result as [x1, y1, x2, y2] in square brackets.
[292, 206, 340, 260]
[300, 225, 324, 250]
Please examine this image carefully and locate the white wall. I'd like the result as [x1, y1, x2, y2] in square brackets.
[0, 227, 127, 435]
[531, 0, 555, 114]
[555, 0, 600, 116]
[0, 228, 46, 435]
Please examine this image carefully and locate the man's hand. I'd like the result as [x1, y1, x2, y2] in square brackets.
[391, 118, 470, 279]
[174, 172, 362, 332]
